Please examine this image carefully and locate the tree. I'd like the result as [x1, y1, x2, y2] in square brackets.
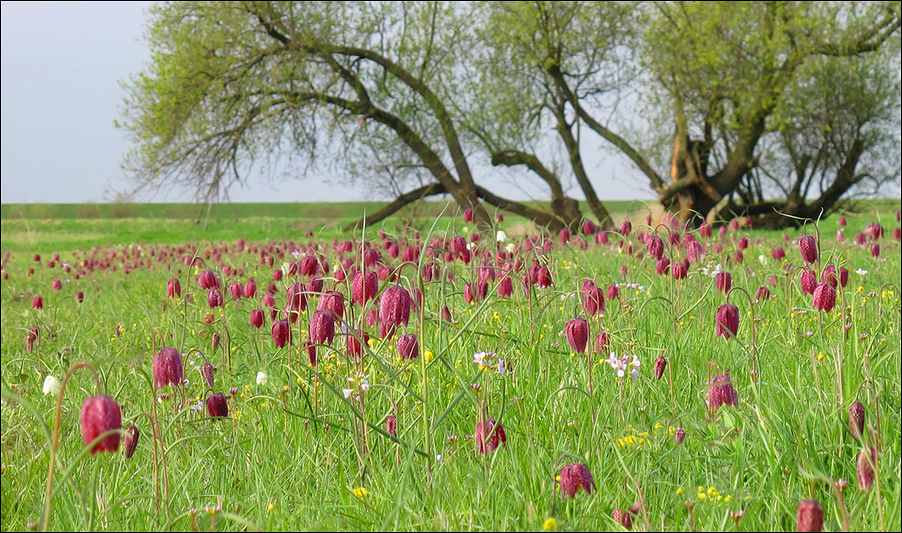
[120, 1, 586, 232]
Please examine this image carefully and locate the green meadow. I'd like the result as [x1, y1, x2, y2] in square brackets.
[1, 201, 899, 532]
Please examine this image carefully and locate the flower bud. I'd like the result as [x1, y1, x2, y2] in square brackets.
[849, 400, 865, 440]
[80, 395, 122, 454]
[857, 446, 877, 490]
[653, 355, 666, 380]
[385, 414, 397, 437]
[201, 363, 216, 389]
[123, 424, 140, 459]
[352, 270, 378, 305]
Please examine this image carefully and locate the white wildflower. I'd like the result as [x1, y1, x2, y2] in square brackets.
[256, 371, 269, 386]
[43, 375, 61, 396]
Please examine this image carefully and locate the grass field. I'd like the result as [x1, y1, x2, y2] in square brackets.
[1, 201, 900, 531]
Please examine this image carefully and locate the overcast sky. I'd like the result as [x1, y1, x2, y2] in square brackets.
[1, 1, 654, 205]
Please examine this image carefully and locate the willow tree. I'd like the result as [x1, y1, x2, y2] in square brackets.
[120, 1, 571, 230]
[638, 1, 900, 225]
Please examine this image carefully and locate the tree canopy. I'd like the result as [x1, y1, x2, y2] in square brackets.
[120, 1, 901, 229]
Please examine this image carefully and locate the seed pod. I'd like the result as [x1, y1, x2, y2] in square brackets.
[123, 424, 140, 459]
[799, 235, 818, 264]
[857, 446, 877, 490]
[849, 400, 865, 440]
[80, 395, 122, 454]
[715, 303, 740, 339]
[796, 499, 823, 532]
[152, 347, 184, 389]
[206, 392, 229, 419]
[397, 333, 419, 360]
[559, 463, 596, 499]
[653, 355, 666, 380]
[565, 317, 589, 354]
[475, 419, 507, 454]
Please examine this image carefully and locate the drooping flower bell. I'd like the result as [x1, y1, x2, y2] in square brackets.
[206, 392, 229, 419]
[708, 372, 739, 409]
[309, 310, 336, 345]
[715, 271, 732, 294]
[800, 268, 817, 295]
[612, 510, 634, 530]
[796, 499, 824, 532]
[565, 317, 589, 354]
[714, 303, 739, 339]
[812, 282, 836, 313]
[152, 347, 184, 389]
[559, 463, 596, 499]
[207, 288, 223, 308]
[397, 333, 419, 360]
[32, 295, 44, 309]
[619, 220, 632, 237]
[352, 270, 378, 306]
[197, 269, 219, 290]
[672, 262, 687, 280]
[385, 414, 397, 437]
[346, 328, 369, 361]
[250, 309, 265, 329]
[799, 235, 818, 264]
[653, 354, 666, 380]
[166, 278, 181, 298]
[318, 290, 345, 322]
[80, 395, 122, 454]
[475, 418, 507, 454]
[243, 279, 257, 299]
[857, 446, 877, 490]
[271, 319, 291, 348]
[645, 235, 664, 260]
[200, 362, 216, 390]
[379, 285, 412, 338]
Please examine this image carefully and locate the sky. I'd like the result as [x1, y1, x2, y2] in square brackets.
[0, 1, 654, 205]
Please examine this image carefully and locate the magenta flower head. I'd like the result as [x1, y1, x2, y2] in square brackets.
[463, 208, 474, 223]
[309, 310, 336, 345]
[475, 419, 507, 454]
[796, 499, 824, 532]
[612, 509, 634, 530]
[799, 235, 818, 264]
[49, 279, 60, 290]
[207, 288, 223, 308]
[582, 220, 596, 235]
[821, 265, 838, 288]
[653, 354, 667, 380]
[243, 279, 257, 298]
[123, 424, 140, 459]
[857, 446, 877, 490]
[559, 463, 596, 499]
[645, 234, 664, 260]
[674, 427, 686, 444]
[800, 268, 817, 295]
[708, 372, 739, 409]
[497, 276, 514, 298]
[153, 347, 184, 389]
[397, 333, 419, 360]
[715, 271, 732, 294]
[715, 303, 739, 339]
[250, 309, 265, 329]
[565, 317, 589, 353]
[76, 291, 85, 303]
[197, 269, 219, 290]
[200, 362, 216, 390]
[594, 331, 610, 354]
[619, 220, 632, 237]
[870, 243, 880, 258]
[318, 290, 345, 322]
[849, 400, 865, 440]
[606, 284, 620, 300]
[80, 395, 122, 454]
[582, 286, 605, 315]
[166, 278, 181, 298]
[32, 295, 44, 309]
[385, 414, 398, 437]
[346, 328, 369, 360]
[812, 282, 836, 313]
[755, 285, 771, 302]
[206, 392, 229, 419]
[771, 247, 786, 261]
[559, 227, 571, 245]
[352, 270, 378, 306]
[229, 283, 243, 299]
[271, 319, 291, 348]
[379, 285, 412, 338]
[672, 262, 688, 280]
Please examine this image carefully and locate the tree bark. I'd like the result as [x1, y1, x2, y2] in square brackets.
[344, 182, 446, 231]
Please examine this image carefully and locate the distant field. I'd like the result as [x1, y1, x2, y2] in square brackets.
[1, 200, 898, 255]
